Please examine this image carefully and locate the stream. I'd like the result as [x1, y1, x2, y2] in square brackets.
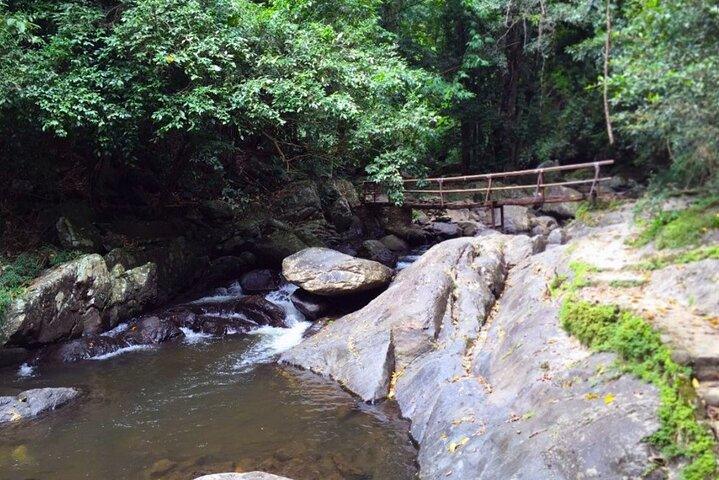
[0, 274, 421, 479]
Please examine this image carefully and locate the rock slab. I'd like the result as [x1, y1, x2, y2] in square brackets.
[194, 473, 293, 480]
[0, 388, 79, 424]
[282, 247, 392, 296]
[283, 236, 663, 479]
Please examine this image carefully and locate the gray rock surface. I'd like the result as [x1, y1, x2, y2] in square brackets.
[194, 473, 293, 480]
[380, 234, 409, 253]
[1, 254, 157, 346]
[0, 388, 79, 424]
[502, 205, 532, 233]
[283, 236, 662, 479]
[282, 248, 392, 296]
[357, 239, 398, 267]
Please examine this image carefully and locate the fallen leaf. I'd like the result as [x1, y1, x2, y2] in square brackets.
[603, 393, 615, 405]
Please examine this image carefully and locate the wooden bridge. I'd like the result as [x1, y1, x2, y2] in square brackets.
[363, 160, 614, 229]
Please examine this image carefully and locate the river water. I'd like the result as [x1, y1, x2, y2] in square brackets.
[0, 283, 418, 480]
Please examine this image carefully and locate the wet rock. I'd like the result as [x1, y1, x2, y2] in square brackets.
[194, 473, 293, 480]
[148, 458, 178, 478]
[193, 315, 255, 336]
[161, 308, 198, 329]
[240, 269, 281, 294]
[283, 248, 392, 296]
[273, 181, 324, 223]
[39, 336, 127, 363]
[104, 247, 139, 270]
[357, 240, 397, 268]
[0, 388, 79, 424]
[379, 234, 409, 253]
[458, 221, 482, 237]
[234, 296, 286, 327]
[121, 316, 183, 345]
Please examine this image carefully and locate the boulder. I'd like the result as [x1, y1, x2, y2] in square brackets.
[282, 248, 393, 296]
[539, 186, 583, 219]
[502, 205, 532, 233]
[240, 269, 281, 293]
[378, 206, 427, 245]
[425, 221, 463, 239]
[233, 295, 287, 328]
[379, 234, 409, 253]
[192, 314, 255, 336]
[547, 228, 566, 245]
[530, 215, 559, 236]
[254, 229, 308, 266]
[357, 240, 398, 268]
[121, 316, 184, 345]
[273, 181, 324, 223]
[103, 263, 158, 329]
[37, 336, 127, 363]
[56, 216, 101, 252]
[2, 254, 112, 346]
[194, 473, 293, 480]
[0, 388, 79, 424]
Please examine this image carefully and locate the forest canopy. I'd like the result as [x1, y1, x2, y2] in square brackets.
[1, 0, 717, 210]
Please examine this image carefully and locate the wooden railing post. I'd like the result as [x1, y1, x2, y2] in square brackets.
[439, 179, 444, 207]
[485, 177, 493, 204]
[589, 162, 601, 203]
[535, 170, 545, 206]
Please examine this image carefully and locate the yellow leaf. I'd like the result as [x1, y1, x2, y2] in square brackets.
[603, 393, 615, 405]
[692, 378, 700, 389]
[165, 54, 176, 64]
[584, 392, 599, 401]
[448, 436, 469, 453]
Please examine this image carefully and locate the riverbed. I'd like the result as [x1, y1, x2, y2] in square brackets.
[0, 282, 418, 480]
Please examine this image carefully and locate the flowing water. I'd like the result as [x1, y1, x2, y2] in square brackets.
[0, 283, 418, 480]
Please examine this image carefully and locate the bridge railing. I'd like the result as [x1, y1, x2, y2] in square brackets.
[363, 160, 614, 209]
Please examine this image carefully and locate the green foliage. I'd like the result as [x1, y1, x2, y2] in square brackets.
[560, 298, 717, 479]
[630, 197, 719, 249]
[0, 0, 457, 202]
[0, 247, 82, 320]
[635, 245, 719, 271]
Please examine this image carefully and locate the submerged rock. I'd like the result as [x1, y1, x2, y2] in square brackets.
[35, 335, 128, 363]
[0, 388, 79, 425]
[282, 248, 392, 296]
[194, 473, 293, 480]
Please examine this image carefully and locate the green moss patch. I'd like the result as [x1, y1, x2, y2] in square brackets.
[629, 197, 719, 250]
[634, 245, 719, 271]
[560, 298, 717, 479]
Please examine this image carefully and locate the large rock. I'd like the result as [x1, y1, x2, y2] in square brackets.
[357, 240, 398, 267]
[379, 234, 409, 253]
[378, 206, 427, 245]
[240, 269, 281, 293]
[283, 237, 663, 479]
[2, 255, 111, 345]
[539, 186, 583, 219]
[194, 473, 293, 480]
[56, 216, 101, 252]
[0, 388, 79, 424]
[254, 229, 308, 266]
[121, 316, 184, 345]
[502, 205, 532, 233]
[282, 248, 392, 296]
[1, 255, 158, 347]
[103, 263, 158, 329]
